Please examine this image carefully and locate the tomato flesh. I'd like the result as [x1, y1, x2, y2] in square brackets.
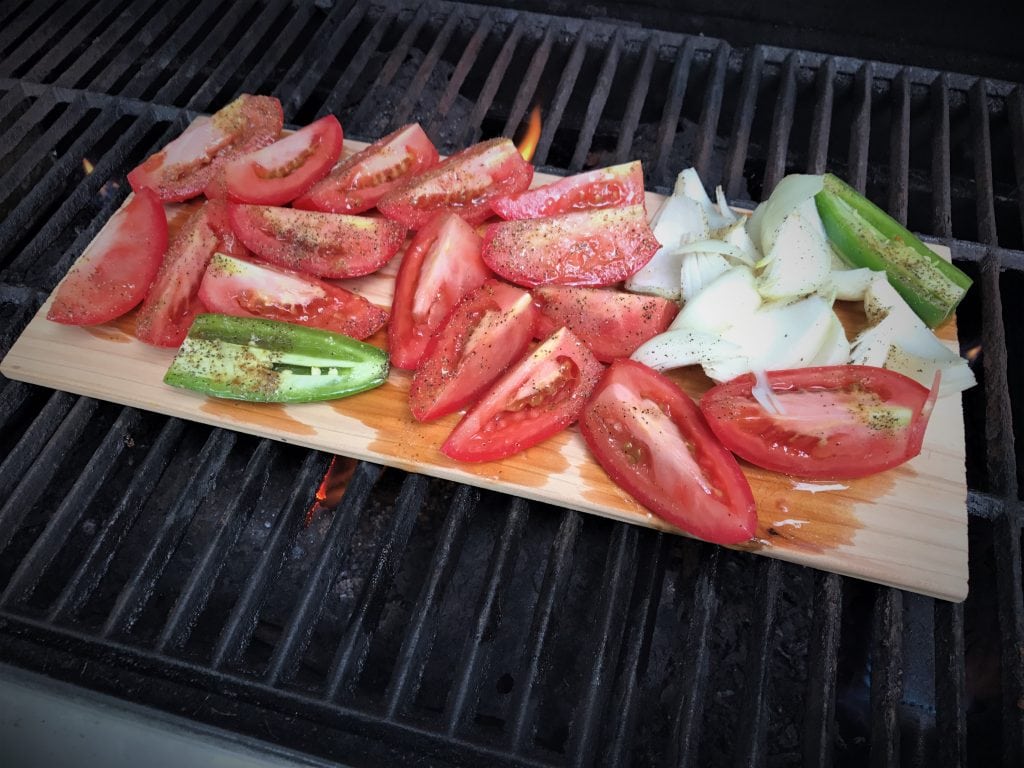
[223, 114, 343, 206]
[128, 94, 283, 202]
[389, 213, 491, 370]
[490, 161, 646, 220]
[533, 285, 677, 362]
[699, 366, 940, 480]
[198, 252, 387, 339]
[47, 189, 168, 325]
[482, 204, 660, 287]
[581, 359, 757, 544]
[228, 204, 405, 279]
[377, 137, 533, 229]
[409, 280, 539, 421]
[294, 123, 439, 214]
[442, 327, 604, 462]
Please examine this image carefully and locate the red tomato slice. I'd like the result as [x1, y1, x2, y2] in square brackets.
[127, 94, 283, 203]
[222, 114, 343, 206]
[293, 123, 439, 215]
[389, 213, 492, 370]
[228, 204, 405, 279]
[532, 285, 678, 363]
[482, 204, 660, 287]
[409, 280, 539, 421]
[197, 252, 387, 339]
[47, 189, 168, 325]
[135, 201, 230, 347]
[699, 366, 940, 480]
[490, 161, 646, 220]
[376, 137, 533, 229]
[581, 359, 757, 545]
[442, 327, 603, 462]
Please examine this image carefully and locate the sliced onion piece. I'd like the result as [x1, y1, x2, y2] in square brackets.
[624, 245, 685, 300]
[715, 185, 740, 228]
[651, 192, 709, 248]
[806, 312, 850, 366]
[680, 250, 730, 302]
[631, 328, 742, 372]
[829, 266, 882, 301]
[718, 219, 760, 266]
[756, 208, 832, 300]
[675, 168, 736, 231]
[671, 265, 760, 334]
[758, 173, 824, 256]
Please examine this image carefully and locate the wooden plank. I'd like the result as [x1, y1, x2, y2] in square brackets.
[0, 141, 969, 601]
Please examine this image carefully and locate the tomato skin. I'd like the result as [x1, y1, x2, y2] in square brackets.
[490, 161, 646, 220]
[197, 252, 387, 340]
[442, 327, 604, 462]
[482, 204, 660, 287]
[533, 285, 678, 362]
[227, 204, 405, 279]
[581, 359, 757, 545]
[222, 114, 343, 206]
[699, 366, 939, 480]
[293, 123, 439, 215]
[377, 137, 533, 229]
[409, 280, 539, 421]
[389, 213, 492, 370]
[128, 94, 283, 203]
[47, 189, 168, 325]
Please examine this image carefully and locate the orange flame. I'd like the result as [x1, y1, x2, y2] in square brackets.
[516, 106, 542, 162]
[305, 455, 358, 525]
[82, 158, 95, 175]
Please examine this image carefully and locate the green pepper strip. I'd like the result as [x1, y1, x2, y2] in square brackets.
[815, 173, 972, 328]
[164, 314, 389, 403]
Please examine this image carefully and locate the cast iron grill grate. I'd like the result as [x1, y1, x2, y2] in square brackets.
[0, 1, 1022, 766]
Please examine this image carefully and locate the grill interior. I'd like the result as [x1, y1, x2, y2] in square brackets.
[1, 1, 1023, 766]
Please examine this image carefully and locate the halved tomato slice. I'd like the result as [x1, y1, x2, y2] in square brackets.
[135, 201, 230, 347]
[409, 280, 539, 421]
[389, 213, 491, 370]
[442, 327, 604, 462]
[228, 204, 405, 279]
[533, 285, 677, 363]
[699, 366, 940, 480]
[198, 252, 387, 339]
[482, 204, 659, 287]
[581, 359, 757, 545]
[127, 94, 283, 203]
[222, 114, 343, 206]
[490, 161, 646, 220]
[293, 123, 439, 215]
[377, 137, 533, 229]
[47, 189, 168, 325]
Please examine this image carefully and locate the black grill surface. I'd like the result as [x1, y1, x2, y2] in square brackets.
[0, 2, 1022, 767]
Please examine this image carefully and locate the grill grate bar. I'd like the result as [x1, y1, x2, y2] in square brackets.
[807, 57, 837, 173]
[803, 572, 843, 768]
[869, 588, 904, 767]
[0, 407, 144, 608]
[99, 430, 236, 639]
[462, 16, 526, 147]
[426, 12, 494, 139]
[1009, 87, 1024, 242]
[533, 26, 588, 168]
[763, 52, 799, 192]
[321, 7, 397, 120]
[566, 524, 638, 768]
[888, 69, 911, 225]
[970, 79, 999, 245]
[613, 34, 657, 166]
[934, 600, 967, 767]
[22, 0, 133, 84]
[236, 3, 320, 112]
[384, 483, 477, 717]
[691, 41, 730, 182]
[568, 28, 622, 173]
[652, 37, 694, 188]
[724, 45, 765, 198]
[154, 439, 276, 654]
[499, 24, 555, 143]
[993, 512, 1024, 767]
[0, 85, 57, 156]
[509, 510, 583, 751]
[0, 0, 91, 79]
[847, 62, 874, 192]
[980, 250, 1017, 496]
[85, 2, 186, 96]
[0, 0, 61, 55]
[262, 461, 383, 685]
[210, 449, 328, 670]
[930, 74, 954, 237]
[0, 379, 33, 437]
[390, 9, 460, 131]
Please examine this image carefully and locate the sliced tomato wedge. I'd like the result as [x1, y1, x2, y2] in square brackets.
[409, 280, 539, 421]
[490, 161, 646, 220]
[127, 94, 283, 203]
[442, 327, 604, 462]
[389, 213, 492, 370]
[581, 359, 757, 544]
[482, 204, 659, 287]
[198, 252, 387, 340]
[377, 137, 533, 229]
[221, 114, 342, 206]
[228, 204, 405, 279]
[532, 285, 678, 363]
[293, 123, 439, 215]
[47, 189, 168, 325]
[135, 201, 229, 347]
[699, 366, 940, 480]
